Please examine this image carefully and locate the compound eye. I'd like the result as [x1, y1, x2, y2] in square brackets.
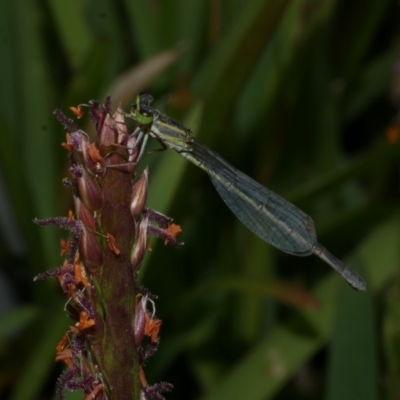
[140, 93, 154, 105]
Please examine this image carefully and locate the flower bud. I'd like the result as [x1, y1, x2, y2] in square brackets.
[76, 168, 103, 212]
[98, 113, 116, 147]
[74, 197, 103, 271]
[114, 106, 128, 143]
[130, 168, 148, 220]
[130, 218, 148, 271]
[81, 136, 103, 174]
[74, 196, 96, 231]
[133, 295, 146, 346]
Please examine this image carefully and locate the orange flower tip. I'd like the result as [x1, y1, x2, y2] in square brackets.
[164, 223, 183, 245]
[74, 260, 89, 287]
[166, 223, 182, 237]
[69, 106, 84, 119]
[76, 311, 95, 331]
[87, 142, 103, 163]
[68, 210, 74, 221]
[61, 142, 74, 152]
[56, 334, 69, 352]
[144, 313, 162, 343]
[106, 233, 121, 255]
[80, 138, 103, 174]
[60, 239, 70, 257]
[61, 133, 75, 152]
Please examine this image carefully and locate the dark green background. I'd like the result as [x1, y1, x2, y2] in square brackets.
[0, 1, 399, 399]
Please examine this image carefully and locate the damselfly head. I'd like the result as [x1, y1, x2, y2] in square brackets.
[138, 93, 154, 106]
[130, 93, 155, 126]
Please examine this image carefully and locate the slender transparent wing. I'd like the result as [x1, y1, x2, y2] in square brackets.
[141, 105, 367, 290]
[184, 141, 317, 256]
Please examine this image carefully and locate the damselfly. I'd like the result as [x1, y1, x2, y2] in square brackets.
[130, 94, 366, 291]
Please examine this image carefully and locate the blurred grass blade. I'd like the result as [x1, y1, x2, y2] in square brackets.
[47, 0, 93, 69]
[359, 216, 400, 290]
[2, 0, 59, 280]
[0, 112, 35, 249]
[216, 277, 319, 310]
[326, 261, 378, 400]
[337, 0, 390, 80]
[286, 140, 400, 206]
[192, 0, 291, 138]
[344, 46, 398, 121]
[124, 0, 160, 58]
[235, 1, 304, 136]
[382, 282, 400, 399]
[199, 278, 336, 400]
[0, 306, 38, 339]
[10, 308, 68, 400]
[85, 0, 130, 78]
[198, 215, 400, 400]
[172, 0, 208, 73]
[193, 0, 290, 99]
